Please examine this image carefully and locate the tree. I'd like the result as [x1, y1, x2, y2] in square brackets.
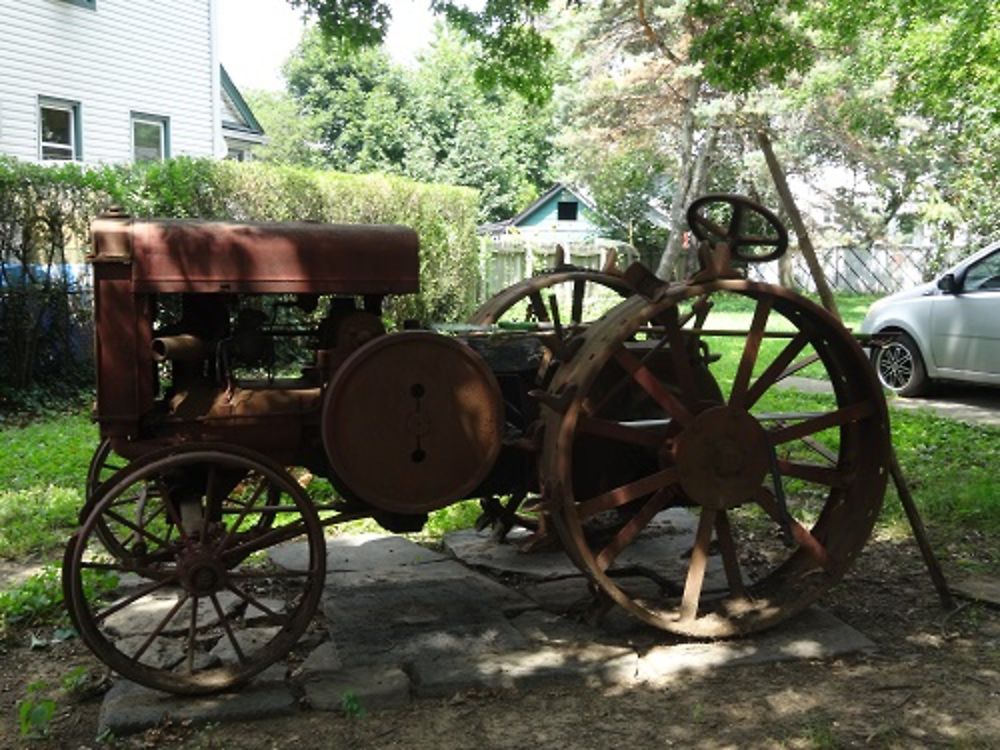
[804, 0, 1000, 239]
[284, 31, 413, 174]
[242, 90, 325, 168]
[279, 23, 556, 220]
[285, 0, 998, 285]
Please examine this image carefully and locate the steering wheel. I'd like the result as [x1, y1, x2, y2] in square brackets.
[686, 194, 788, 263]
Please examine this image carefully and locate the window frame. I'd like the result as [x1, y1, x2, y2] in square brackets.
[962, 250, 1000, 293]
[131, 112, 170, 162]
[38, 97, 81, 162]
[557, 201, 579, 221]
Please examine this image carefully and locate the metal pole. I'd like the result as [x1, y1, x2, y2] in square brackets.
[889, 447, 956, 609]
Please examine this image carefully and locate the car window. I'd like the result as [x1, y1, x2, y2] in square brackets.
[963, 250, 1000, 291]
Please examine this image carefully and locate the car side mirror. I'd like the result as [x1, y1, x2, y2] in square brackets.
[937, 273, 958, 294]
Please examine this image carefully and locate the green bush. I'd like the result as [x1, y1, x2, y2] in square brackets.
[0, 156, 481, 400]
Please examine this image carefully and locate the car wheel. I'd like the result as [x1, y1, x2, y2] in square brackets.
[872, 331, 928, 397]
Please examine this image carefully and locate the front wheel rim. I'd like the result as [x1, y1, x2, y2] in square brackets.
[877, 343, 914, 390]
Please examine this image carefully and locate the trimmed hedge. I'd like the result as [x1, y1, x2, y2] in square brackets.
[0, 156, 480, 395]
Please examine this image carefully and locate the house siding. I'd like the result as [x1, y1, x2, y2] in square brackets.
[516, 188, 603, 244]
[0, 0, 218, 163]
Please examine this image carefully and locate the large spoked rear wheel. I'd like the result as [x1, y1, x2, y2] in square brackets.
[541, 280, 890, 637]
[470, 269, 632, 327]
[63, 444, 325, 694]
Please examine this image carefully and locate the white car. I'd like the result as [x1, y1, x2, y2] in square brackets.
[859, 240, 1000, 396]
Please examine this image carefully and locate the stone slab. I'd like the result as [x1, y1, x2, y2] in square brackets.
[104, 590, 242, 637]
[292, 641, 343, 682]
[303, 665, 411, 712]
[444, 509, 728, 592]
[322, 576, 531, 667]
[409, 644, 638, 698]
[97, 530, 877, 733]
[442, 529, 580, 580]
[634, 606, 875, 685]
[97, 666, 294, 736]
[508, 609, 595, 645]
[270, 534, 447, 573]
[518, 576, 594, 613]
[952, 576, 1000, 607]
[210, 626, 282, 665]
[325, 558, 536, 615]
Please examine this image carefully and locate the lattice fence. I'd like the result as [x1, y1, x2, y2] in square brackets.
[748, 244, 955, 295]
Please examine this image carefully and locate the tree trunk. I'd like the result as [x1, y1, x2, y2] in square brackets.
[778, 249, 795, 289]
[756, 128, 840, 320]
[655, 78, 700, 280]
[681, 123, 718, 278]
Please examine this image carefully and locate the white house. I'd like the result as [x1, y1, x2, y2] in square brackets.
[0, 0, 263, 164]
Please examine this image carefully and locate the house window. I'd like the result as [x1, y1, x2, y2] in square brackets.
[132, 114, 169, 161]
[39, 99, 80, 161]
[557, 201, 578, 221]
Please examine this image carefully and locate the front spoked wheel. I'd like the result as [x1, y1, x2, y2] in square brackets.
[63, 444, 325, 694]
[541, 280, 890, 637]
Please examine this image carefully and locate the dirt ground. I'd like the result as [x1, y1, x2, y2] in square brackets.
[1, 535, 997, 749]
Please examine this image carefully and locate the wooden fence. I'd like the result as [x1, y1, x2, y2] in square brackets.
[479, 238, 639, 301]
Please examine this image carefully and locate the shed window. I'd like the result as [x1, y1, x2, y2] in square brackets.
[557, 201, 578, 221]
[39, 99, 80, 161]
[132, 114, 169, 161]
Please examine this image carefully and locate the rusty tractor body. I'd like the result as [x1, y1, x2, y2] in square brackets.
[65, 196, 891, 694]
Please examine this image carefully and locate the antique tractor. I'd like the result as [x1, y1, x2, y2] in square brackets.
[64, 196, 890, 695]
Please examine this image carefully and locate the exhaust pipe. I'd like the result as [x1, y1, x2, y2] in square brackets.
[152, 334, 208, 362]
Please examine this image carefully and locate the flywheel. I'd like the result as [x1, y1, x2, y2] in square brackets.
[322, 331, 504, 513]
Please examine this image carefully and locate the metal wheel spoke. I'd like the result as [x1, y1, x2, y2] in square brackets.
[768, 401, 874, 445]
[714, 511, 745, 598]
[129, 592, 190, 664]
[225, 582, 291, 625]
[730, 297, 773, 408]
[102, 508, 170, 550]
[186, 596, 199, 674]
[776, 459, 850, 488]
[210, 593, 247, 665]
[571, 279, 585, 325]
[578, 468, 678, 521]
[679, 507, 717, 620]
[802, 436, 838, 464]
[595, 489, 671, 572]
[754, 488, 832, 571]
[228, 568, 311, 580]
[220, 520, 310, 563]
[221, 505, 301, 515]
[108, 489, 162, 510]
[776, 352, 822, 382]
[217, 479, 271, 553]
[613, 346, 693, 425]
[528, 290, 550, 322]
[576, 415, 667, 449]
[94, 576, 176, 624]
[80, 560, 172, 580]
[743, 331, 809, 409]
